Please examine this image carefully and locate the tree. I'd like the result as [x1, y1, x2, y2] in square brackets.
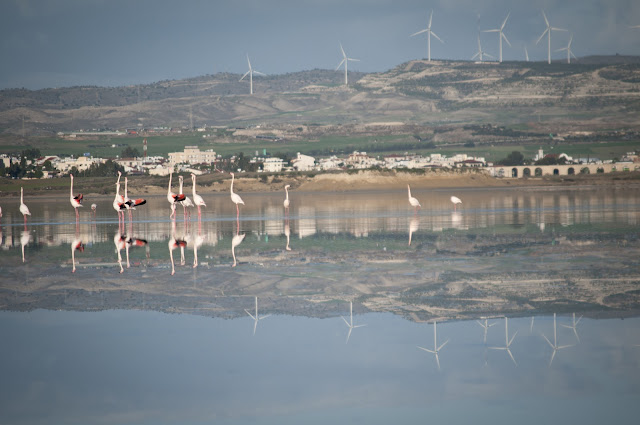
[121, 146, 141, 158]
[497, 151, 525, 166]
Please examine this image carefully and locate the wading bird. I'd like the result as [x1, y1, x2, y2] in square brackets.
[69, 174, 83, 219]
[450, 195, 462, 211]
[178, 175, 194, 220]
[190, 173, 206, 220]
[283, 184, 291, 215]
[230, 172, 245, 219]
[407, 185, 421, 213]
[19, 187, 31, 225]
[167, 172, 186, 219]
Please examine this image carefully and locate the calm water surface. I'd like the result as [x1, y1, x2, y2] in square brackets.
[1, 186, 639, 424]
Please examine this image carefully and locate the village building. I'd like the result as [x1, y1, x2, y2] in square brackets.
[168, 146, 217, 166]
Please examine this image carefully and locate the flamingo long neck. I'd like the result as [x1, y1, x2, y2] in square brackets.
[285, 187, 289, 201]
[230, 174, 235, 195]
[125, 178, 128, 199]
[168, 173, 173, 195]
[70, 175, 74, 199]
[192, 176, 197, 198]
[408, 186, 412, 198]
[179, 177, 184, 195]
[116, 183, 121, 201]
[21, 188, 24, 204]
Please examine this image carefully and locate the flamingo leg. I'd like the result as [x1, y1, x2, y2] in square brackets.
[236, 204, 239, 218]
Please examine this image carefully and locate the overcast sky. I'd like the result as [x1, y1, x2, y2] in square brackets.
[1, 0, 639, 89]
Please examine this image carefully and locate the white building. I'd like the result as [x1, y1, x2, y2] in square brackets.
[291, 152, 315, 171]
[263, 157, 285, 172]
[54, 156, 107, 173]
[168, 146, 217, 166]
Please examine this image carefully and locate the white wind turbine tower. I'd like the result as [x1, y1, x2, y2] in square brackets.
[410, 10, 444, 62]
[245, 296, 271, 335]
[336, 43, 360, 86]
[483, 12, 511, 63]
[341, 301, 366, 343]
[239, 54, 265, 95]
[417, 321, 449, 371]
[489, 317, 518, 365]
[471, 35, 494, 63]
[536, 10, 567, 64]
[556, 34, 577, 64]
[542, 313, 574, 366]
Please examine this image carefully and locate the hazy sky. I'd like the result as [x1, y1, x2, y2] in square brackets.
[1, 0, 639, 89]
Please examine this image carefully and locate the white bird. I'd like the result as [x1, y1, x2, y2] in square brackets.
[407, 185, 421, 213]
[450, 195, 462, 211]
[69, 174, 83, 219]
[167, 172, 186, 219]
[91, 203, 97, 215]
[283, 184, 291, 213]
[113, 182, 126, 226]
[178, 175, 194, 220]
[230, 172, 245, 219]
[19, 187, 31, 225]
[190, 173, 206, 219]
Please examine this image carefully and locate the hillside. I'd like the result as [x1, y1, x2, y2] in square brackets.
[1, 58, 639, 136]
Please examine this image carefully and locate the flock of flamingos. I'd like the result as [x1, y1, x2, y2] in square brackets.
[5, 171, 464, 227]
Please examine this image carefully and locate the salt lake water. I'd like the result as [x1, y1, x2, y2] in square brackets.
[1, 185, 639, 424]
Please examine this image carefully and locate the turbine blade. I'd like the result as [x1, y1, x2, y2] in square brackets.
[418, 346, 436, 354]
[502, 33, 512, 47]
[352, 324, 366, 328]
[244, 309, 256, 320]
[339, 42, 346, 58]
[410, 28, 428, 37]
[551, 27, 568, 32]
[509, 331, 518, 346]
[346, 327, 352, 344]
[239, 71, 250, 81]
[348, 58, 360, 62]
[542, 334, 554, 348]
[435, 353, 441, 370]
[507, 349, 517, 366]
[253, 71, 266, 76]
[341, 316, 350, 326]
[542, 10, 549, 27]
[336, 59, 345, 71]
[485, 53, 495, 58]
[438, 339, 449, 351]
[431, 32, 444, 43]
[501, 12, 510, 30]
[558, 344, 574, 350]
[483, 29, 500, 33]
[536, 29, 549, 44]
[428, 10, 433, 29]
[246, 54, 252, 69]
[549, 349, 557, 366]
[571, 51, 577, 59]
[260, 314, 271, 320]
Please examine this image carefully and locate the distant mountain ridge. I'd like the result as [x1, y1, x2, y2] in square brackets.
[1, 56, 639, 135]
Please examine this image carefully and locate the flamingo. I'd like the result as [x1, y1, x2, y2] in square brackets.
[0, 205, 2, 223]
[450, 195, 462, 211]
[167, 172, 186, 219]
[19, 187, 31, 225]
[190, 173, 206, 220]
[407, 185, 421, 213]
[230, 172, 245, 219]
[124, 177, 147, 221]
[69, 174, 83, 219]
[168, 233, 187, 275]
[178, 175, 194, 220]
[113, 182, 126, 226]
[91, 203, 97, 215]
[283, 184, 291, 215]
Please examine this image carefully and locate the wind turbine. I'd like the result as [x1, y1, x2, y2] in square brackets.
[560, 312, 582, 343]
[471, 35, 494, 62]
[556, 33, 577, 64]
[410, 10, 444, 62]
[542, 313, 574, 366]
[239, 54, 265, 95]
[245, 296, 271, 335]
[476, 317, 497, 343]
[483, 12, 511, 63]
[341, 301, 366, 343]
[489, 317, 518, 365]
[336, 43, 360, 86]
[417, 321, 449, 371]
[536, 10, 567, 64]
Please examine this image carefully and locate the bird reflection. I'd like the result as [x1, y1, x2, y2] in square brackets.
[192, 231, 204, 268]
[542, 313, 574, 366]
[408, 216, 419, 246]
[245, 296, 271, 335]
[71, 237, 84, 273]
[489, 317, 518, 366]
[417, 321, 449, 371]
[341, 301, 366, 344]
[125, 236, 148, 269]
[20, 230, 31, 263]
[284, 219, 292, 251]
[168, 223, 187, 276]
[231, 233, 245, 267]
[114, 232, 126, 273]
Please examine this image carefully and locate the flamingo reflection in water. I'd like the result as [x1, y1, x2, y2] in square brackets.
[114, 233, 126, 273]
[168, 221, 187, 275]
[20, 230, 31, 263]
[408, 216, 419, 246]
[71, 237, 84, 273]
